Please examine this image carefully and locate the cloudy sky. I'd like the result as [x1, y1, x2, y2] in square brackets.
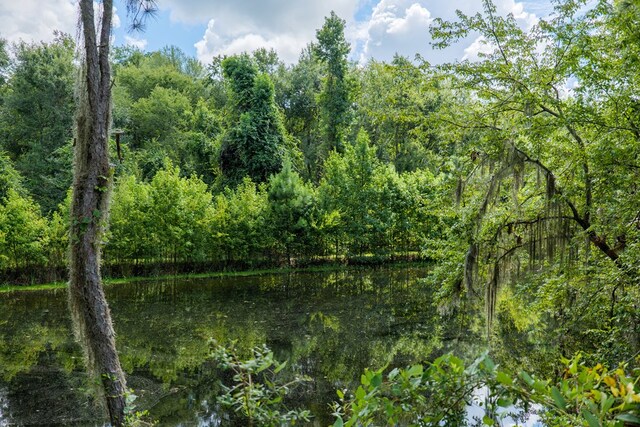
[0, 0, 554, 65]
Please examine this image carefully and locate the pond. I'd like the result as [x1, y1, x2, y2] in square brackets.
[0, 266, 507, 426]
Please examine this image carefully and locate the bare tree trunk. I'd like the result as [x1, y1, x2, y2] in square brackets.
[69, 1, 127, 425]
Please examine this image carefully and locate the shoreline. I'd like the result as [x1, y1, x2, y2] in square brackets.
[0, 258, 431, 293]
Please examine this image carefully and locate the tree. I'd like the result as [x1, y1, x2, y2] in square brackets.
[0, 34, 75, 213]
[357, 56, 440, 172]
[319, 130, 393, 256]
[107, 174, 153, 264]
[266, 158, 317, 264]
[0, 38, 9, 87]
[69, 1, 155, 425]
[313, 11, 353, 156]
[210, 177, 269, 263]
[129, 86, 193, 144]
[219, 55, 294, 186]
[0, 189, 47, 269]
[277, 47, 323, 180]
[146, 160, 213, 263]
[0, 152, 24, 200]
[428, 0, 640, 337]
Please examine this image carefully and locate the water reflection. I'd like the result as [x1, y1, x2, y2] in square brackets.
[0, 267, 480, 425]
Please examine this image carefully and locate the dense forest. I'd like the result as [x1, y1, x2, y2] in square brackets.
[1, 0, 640, 424]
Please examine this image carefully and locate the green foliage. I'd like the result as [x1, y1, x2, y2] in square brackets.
[266, 158, 317, 263]
[0, 33, 75, 213]
[0, 152, 25, 200]
[357, 57, 440, 172]
[219, 55, 295, 186]
[313, 11, 353, 155]
[0, 189, 47, 269]
[130, 87, 193, 145]
[107, 161, 214, 263]
[333, 353, 640, 427]
[107, 175, 153, 262]
[319, 130, 434, 257]
[112, 46, 217, 180]
[115, 50, 197, 103]
[45, 194, 70, 268]
[0, 38, 9, 87]
[212, 343, 312, 426]
[332, 354, 478, 426]
[276, 47, 323, 179]
[210, 177, 269, 263]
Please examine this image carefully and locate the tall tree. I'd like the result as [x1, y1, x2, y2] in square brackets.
[313, 11, 353, 156]
[278, 47, 323, 180]
[69, 1, 155, 425]
[429, 0, 640, 328]
[219, 55, 293, 186]
[0, 34, 75, 213]
[0, 38, 9, 87]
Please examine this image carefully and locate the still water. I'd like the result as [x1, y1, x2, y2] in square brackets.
[0, 267, 488, 425]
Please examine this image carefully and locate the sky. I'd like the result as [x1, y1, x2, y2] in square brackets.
[0, 0, 555, 65]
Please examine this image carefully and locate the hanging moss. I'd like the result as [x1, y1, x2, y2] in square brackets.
[462, 142, 583, 327]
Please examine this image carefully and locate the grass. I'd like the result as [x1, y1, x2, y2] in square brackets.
[0, 260, 430, 294]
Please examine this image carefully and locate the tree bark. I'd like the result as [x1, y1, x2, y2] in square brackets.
[69, 1, 127, 425]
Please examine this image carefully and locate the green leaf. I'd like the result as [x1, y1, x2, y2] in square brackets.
[361, 373, 369, 386]
[615, 413, 640, 424]
[496, 397, 512, 408]
[482, 415, 495, 425]
[274, 360, 287, 374]
[371, 373, 383, 388]
[581, 409, 600, 427]
[333, 416, 344, 427]
[407, 364, 423, 377]
[520, 371, 534, 386]
[484, 356, 496, 371]
[551, 387, 566, 410]
[496, 371, 513, 386]
[601, 394, 614, 413]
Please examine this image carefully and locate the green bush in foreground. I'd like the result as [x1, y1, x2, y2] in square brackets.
[214, 345, 640, 427]
[332, 354, 640, 427]
[212, 343, 312, 426]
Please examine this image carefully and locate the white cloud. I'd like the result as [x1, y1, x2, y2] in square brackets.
[358, 0, 433, 63]
[0, 1, 124, 47]
[124, 35, 147, 50]
[112, 6, 121, 30]
[356, 0, 541, 64]
[195, 19, 307, 64]
[462, 36, 494, 61]
[0, 0, 545, 65]
[0, 0, 77, 45]
[162, 0, 359, 30]
[187, 0, 360, 64]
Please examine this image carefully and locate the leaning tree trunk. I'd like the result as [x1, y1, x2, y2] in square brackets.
[68, 0, 127, 425]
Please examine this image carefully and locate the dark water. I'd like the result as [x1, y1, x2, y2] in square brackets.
[0, 267, 482, 426]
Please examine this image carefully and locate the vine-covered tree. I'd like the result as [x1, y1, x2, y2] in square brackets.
[219, 55, 293, 186]
[69, 1, 155, 425]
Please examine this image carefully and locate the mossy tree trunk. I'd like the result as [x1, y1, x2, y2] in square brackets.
[68, 0, 127, 425]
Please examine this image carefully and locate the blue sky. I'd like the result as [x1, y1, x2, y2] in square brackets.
[2, 0, 555, 65]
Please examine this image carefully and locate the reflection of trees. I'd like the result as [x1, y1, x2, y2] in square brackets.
[0, 289, 80, 383]
[0, 267, 479, 424]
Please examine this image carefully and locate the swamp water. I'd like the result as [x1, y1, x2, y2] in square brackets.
[0, 267, 534, 426]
